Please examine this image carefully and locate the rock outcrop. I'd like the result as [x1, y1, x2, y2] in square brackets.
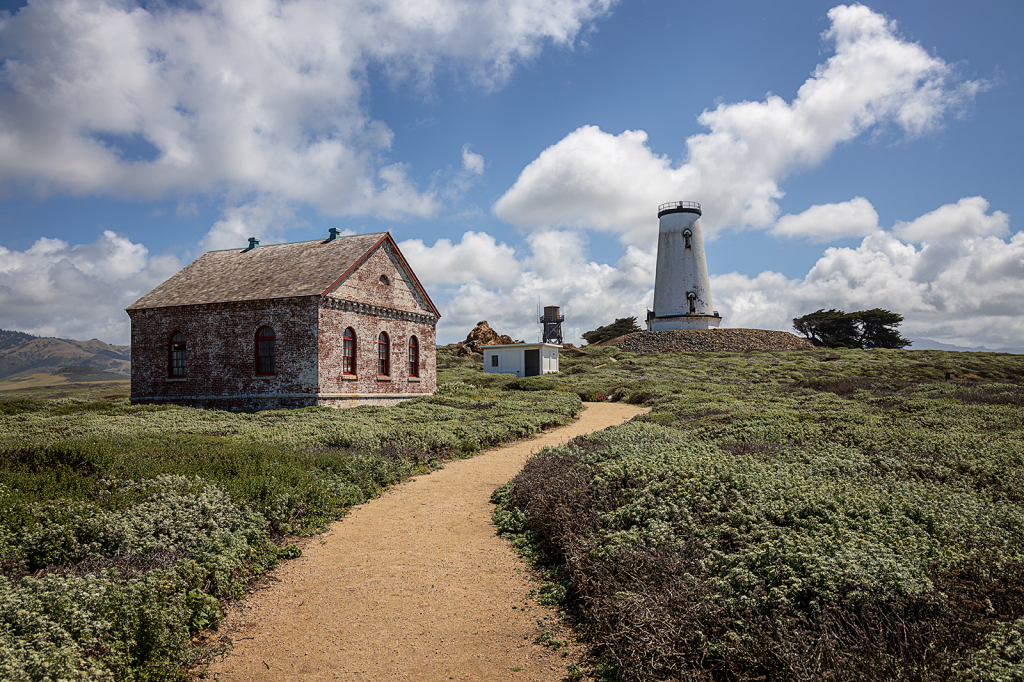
[455, 321, 517, 356]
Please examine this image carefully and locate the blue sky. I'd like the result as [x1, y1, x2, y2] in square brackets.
[0, 0, 1021, 348]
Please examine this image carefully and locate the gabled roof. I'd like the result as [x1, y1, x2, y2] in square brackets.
[126, 232, 439, 316]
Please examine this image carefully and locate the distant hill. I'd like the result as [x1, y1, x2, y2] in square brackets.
[910, 338, 1024, 355]
[0, 329, 130, 380]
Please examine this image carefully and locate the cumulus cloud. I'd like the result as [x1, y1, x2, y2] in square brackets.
[403, 228, 655, 344]
[399, 231, 521, 288]
[10, 197, 1017, 350]
[494, 4, 984, 246]
[0, 0, 612, 217]
[494, 127, 683, 241]
[0, 231, 181, 344]
[772, 197, 879, 241]
[893, 196, 1009, 242]
[438, 253, 654, 345]
[715, 197, 1023, 348]
[420, 196, 1021, 350]
[200, 198, 304, 252]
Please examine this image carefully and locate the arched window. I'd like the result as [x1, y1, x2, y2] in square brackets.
[256, 326, 275, 375]
[408, 336, 419, 377]
[683, 229, 692, 249]
[687, 291, 697, 314]
[169, 332, 187, 377]
[378, 332, 390, 376]
[342, 327, 356, 375]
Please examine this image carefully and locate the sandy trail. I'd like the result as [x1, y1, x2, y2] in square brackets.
[208, 402, 648, 682]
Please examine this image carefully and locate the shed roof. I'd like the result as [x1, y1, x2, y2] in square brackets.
[126, 232, 439, 316]
[481, 343, 562, 350]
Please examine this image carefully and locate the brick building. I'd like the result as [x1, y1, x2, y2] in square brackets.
[126, 230, 439, 409]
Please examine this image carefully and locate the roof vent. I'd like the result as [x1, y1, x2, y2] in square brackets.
[327, 227, 341, 241]
[245, 237, 259, 251]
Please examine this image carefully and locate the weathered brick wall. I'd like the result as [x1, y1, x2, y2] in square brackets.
[329, 242, 430, 312]
[318, 305, 436, 401]
[319, 237, 437, 403]
[128, 297, 320, 407]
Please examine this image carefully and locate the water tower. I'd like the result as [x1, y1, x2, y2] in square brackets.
[539, 305, 565, 344]
[646, 201, 722, 331]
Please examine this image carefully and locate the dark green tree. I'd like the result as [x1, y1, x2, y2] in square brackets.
[793, 308, 910, 349]
[850, 308, 911, 349]
[792, 309, 859, 348]
[582, 317, 642, 345]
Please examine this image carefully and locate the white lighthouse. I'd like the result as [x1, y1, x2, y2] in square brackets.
[646, 201, 722, 331]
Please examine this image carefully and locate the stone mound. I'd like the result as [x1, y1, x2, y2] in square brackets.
[601, 328, 813, 353]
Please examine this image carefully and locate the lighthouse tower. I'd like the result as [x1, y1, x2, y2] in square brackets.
[646, 201, 722, 331]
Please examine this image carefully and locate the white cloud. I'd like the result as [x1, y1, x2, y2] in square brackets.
[437, 143, 487, 203]
[893, 196, 1009, 242]
[772, 197, 879, 241]
[0, 0, 613, 217]
[428, 197, 1023, 350]
[9, 197, 1019, 351]
[715, 197, 1024, 349]
[0, 231, 181, 344]
[409, 229, 655, 344]
[493, 127, 684, 242]
[494, 4, 984, 246]
[399, 231, 521, 288]
[200, 198, 303, 252]
[462, 145, 485, 175]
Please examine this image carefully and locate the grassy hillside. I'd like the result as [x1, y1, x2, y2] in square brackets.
[454, 345, 1024, 681]
[0, 330, 130, 380]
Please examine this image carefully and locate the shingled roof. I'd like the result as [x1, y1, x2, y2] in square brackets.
[126, 232, 439, 315]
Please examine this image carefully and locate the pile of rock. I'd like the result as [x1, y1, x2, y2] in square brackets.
[603, 328, 813, 353]
[453, 321, 518, 356]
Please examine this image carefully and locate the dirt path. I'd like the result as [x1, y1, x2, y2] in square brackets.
[208, 402, 648, 682]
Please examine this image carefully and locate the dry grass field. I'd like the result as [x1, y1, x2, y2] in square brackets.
[0, 372, 129, 401]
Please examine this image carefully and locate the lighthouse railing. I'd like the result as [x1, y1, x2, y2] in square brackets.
[657, 200, 701, 214]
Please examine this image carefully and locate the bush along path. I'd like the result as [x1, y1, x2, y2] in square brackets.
[206, 402, 648, 682]
[490, 348, 1024, 681]
[0, 386, 583, 681]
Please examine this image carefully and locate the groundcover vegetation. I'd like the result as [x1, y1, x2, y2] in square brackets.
[0, 386, 581, 681]
[466, 345, 1024, 681]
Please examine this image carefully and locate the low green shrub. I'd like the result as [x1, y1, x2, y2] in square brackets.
[967, 617, 1024, 681]
[0, 388, 583, 680]
[493, 348, 1024, 681]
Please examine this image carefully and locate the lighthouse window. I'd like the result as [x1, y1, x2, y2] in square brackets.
[687, 292, 697, 314]
[683, 230, 692, 249]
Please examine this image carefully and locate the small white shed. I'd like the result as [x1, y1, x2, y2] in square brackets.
[482, 343, 560, 377]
